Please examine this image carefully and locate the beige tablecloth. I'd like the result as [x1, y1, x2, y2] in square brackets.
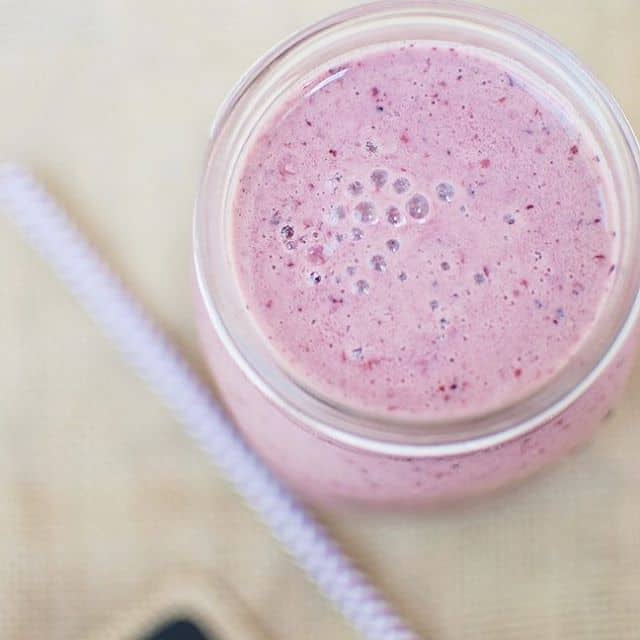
[1, 1, 640, 639]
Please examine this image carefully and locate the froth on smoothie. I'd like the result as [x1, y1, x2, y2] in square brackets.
[230, 42, 616, 419]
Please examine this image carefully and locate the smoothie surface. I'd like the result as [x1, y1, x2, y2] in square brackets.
[230, 42, 616, 418]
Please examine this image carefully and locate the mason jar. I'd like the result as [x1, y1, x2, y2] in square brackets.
[194, 1, 640, 506]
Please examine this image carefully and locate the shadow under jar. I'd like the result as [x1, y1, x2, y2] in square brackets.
[194, 1, 640, 507]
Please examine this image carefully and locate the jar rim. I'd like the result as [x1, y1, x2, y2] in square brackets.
[194, 0, 640, 456]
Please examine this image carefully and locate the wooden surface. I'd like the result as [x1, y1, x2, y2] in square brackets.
[1, 2, 640, 639]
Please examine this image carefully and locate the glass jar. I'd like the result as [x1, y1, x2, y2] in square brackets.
[193, 0, 640, 506]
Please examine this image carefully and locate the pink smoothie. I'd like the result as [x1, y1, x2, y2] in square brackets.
[232, 43, 616, 421]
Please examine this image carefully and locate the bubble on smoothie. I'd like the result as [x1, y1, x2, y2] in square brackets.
[370, 169, 388, 189]
[322, 236, 340, 258]
[352, 227, 364, 240]
[354, 201, 378, 224]
[370, 254, 387, 272]
[309, 271, 322, 285]
[354, 279, 370, 295]
[386, 239, 400, 253]
[406, 193, 429, 221]
[393, 177, 410, 194]
[386, 205, 404, 226]
[327, 204, 347, 225]
[436, 182, 455, 202]
[280, 224, 294, 240]
[348, 180, 364, 196]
